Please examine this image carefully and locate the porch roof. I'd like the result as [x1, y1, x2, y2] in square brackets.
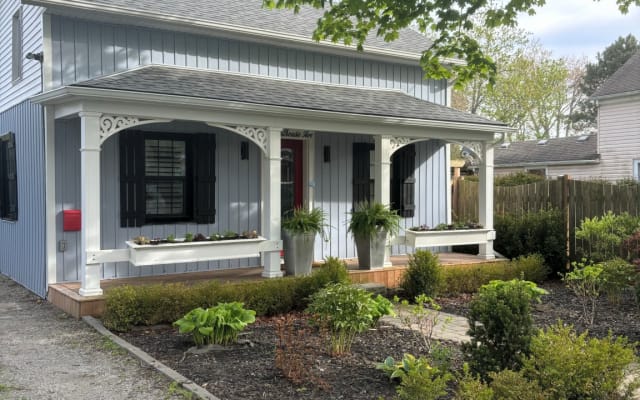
[67, 65, 505, 129]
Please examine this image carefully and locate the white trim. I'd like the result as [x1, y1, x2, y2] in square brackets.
[44, 106, 57, 285]
[42, 13, 53, 91]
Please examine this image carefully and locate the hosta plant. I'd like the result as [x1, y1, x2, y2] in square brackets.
[377, 353, 452, 400]
[306, 282, 394, 354]
[173, 302, 256, 346]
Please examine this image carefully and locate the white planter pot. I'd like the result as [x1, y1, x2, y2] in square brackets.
[404, 229, 496, 248]
[282, 231, 316, 276]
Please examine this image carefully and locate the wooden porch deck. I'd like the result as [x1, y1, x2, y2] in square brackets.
[48, 252, 506, 318]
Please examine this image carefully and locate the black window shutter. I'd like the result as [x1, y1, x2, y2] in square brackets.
[119, 131, 145, 227]
[352, 142, 374, 208]
[6, 133, 18, 220]
[0, 139, 6, 218]
[391, 144, 416, 218]
[194, 133, 216, 224]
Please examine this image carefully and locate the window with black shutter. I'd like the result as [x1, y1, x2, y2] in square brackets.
[0, 132, 18, 221]
[352, 142, 374, 208]
[119, 131, 215, 227]
[390, 144, 416, 218]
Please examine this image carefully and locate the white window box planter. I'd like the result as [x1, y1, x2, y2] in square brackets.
[125, 237, 280, 266]
[404, 229, 496, 248]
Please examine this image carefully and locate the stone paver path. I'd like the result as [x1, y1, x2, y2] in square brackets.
[382, 309, 471, 343]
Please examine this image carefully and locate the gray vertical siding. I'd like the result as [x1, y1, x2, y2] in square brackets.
[49, 15, 447, 103]
[55, 120, 262, 281]
[0, 100, 46, 297]
[312, 133, 448, 260]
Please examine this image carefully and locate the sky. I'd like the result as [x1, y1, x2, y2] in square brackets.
[517, 0, 640, 60]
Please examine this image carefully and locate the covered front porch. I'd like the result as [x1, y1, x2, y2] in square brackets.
[34, 65, 510, 299]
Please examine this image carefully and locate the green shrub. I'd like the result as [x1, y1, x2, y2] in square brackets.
[454, 364, 494, 400]
[102, 261, 348, 332]
[576, 211, 640, 262]
[462, 279, 547, 380]
[306, 282, 393, 354]
[379, 353, 452, 400]
[494, 172, 545, 187]
[400, 250, 443, 299]
[173, 302, 256, 346]
[494, 208, 567, 275]
[563, 260, 603, 325]
[523, 322, 638, 400]
[440, 254, 548, 295]
[600, 257, 636, 304]
[489, 369, 548, 400]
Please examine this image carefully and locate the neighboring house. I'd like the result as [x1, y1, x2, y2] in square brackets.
[0, 0, 508, 298]
[493, 135, 600, 179]
[592, 50, 640, 182]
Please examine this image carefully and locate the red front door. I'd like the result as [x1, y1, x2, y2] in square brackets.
[281, 140, 303, 218]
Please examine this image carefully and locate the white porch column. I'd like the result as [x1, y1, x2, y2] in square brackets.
[44, 106, 57, 285]
[374, 135, 393, 267]
[261, 127, 284, 278]
[478, 142, 496, 259]
[78, 112, 103, 296]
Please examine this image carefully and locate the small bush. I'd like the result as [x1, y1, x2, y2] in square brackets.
[462, 279, 547, 380]
[400, 250, 443, 299]
[576, 211, 640, 262]
[173, 302, 256, 346]
[494, 208, 567, 275]
[440, 254, 548, 295]
[379, 354, 452, 400]
[489, 369, 548, 400]
[306, 282, 394, 354]
[563, 260, 603, 325]
[454, 364, 494, 400]
[523, 322, 638, 400]
[600, 257, 636, 304]
[102, 261, 348, 332]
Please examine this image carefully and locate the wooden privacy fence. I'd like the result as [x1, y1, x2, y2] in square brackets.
[453, 177, 640, 260]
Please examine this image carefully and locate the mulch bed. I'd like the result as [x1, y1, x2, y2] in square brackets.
[118, 281, 640, 399]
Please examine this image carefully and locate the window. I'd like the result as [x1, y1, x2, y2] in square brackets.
[12, 8, 23, 82]
[390, 144, 416, 218]
[634, 160, 640, 181]
[0, 132, 18, 221]
[120, 131, 216, 227]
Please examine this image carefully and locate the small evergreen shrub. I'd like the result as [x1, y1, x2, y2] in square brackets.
[306, 282, 393, 354]
[462, 279, 547, 380]
[400, 250, 443, 299]
[439, 254, 548, 295]
[488, 369, 548, 400]
[494, 208, 567, 275]
[576, 211, 640, 262]
[600, 257, 636, 304]
[454, 364, 494, 400]
[102, 260, 348, 332]
[523, 322, 638, 400]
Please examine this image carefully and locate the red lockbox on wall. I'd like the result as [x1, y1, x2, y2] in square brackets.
[63, 210, 81, 232]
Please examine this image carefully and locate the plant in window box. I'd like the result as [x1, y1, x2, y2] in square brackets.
[282, 207, 328, 276]
[133, 236, 150, 245]
[348, 202, 400, 269]
[166, 234, 176, 243]
[184, 233, 194, 242]
[193, 233, 207, 242]
[223, 231, 239, 240]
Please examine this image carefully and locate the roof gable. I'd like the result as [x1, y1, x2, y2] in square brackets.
[593, 51, 640, 98]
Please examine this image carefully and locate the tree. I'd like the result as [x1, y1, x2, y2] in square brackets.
[266, 0, 640, 87]
[571, 34, 639, 130]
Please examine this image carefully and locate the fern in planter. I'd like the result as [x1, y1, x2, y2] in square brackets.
[348, 201, 401, 239]
[282, 207, 327, 237]
[282, 207, 329, 276]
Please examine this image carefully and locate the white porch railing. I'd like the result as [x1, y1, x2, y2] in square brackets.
[403, 228, 496, 248]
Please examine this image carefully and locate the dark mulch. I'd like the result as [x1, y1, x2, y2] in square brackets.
[118, 281, 640, 399]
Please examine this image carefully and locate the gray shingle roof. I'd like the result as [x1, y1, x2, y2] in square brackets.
[592, 51, 640, 98]
[40, 0, 431, 56]
[69, 65, 503, 127]
[494, 135, 599, 166]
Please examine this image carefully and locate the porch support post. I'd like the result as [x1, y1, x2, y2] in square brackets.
[78, 112, 103, 296]
[374, 135, 393, 267]
[478, 142, 495, 259]
[261, 127, 284, 278]
[44, 106, 57, 285]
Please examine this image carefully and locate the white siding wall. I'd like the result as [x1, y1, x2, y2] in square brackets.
[598, 96, 640, 181]
[0, 1, 43, 113]
[49, 15, 447, 103]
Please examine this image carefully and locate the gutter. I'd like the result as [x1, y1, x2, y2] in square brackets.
[23, 0, 464, 66]
[31, 86, 512, 134]
[591, 89, 640, 101]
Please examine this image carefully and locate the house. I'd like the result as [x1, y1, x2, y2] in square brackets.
[493, 135, 600, 179]
[0, 0, 508, 299]
[592, 50, 640, 182]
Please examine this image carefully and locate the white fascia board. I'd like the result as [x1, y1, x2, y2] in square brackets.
[495, 159, 600, 169]
[24, 0, 463, 67]
[32, 86, 509, 140]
